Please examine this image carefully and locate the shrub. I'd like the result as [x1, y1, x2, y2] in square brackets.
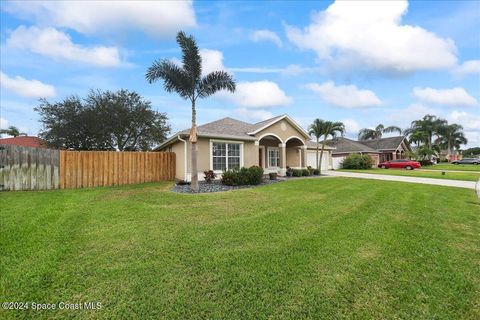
[292, 169, 303, 177]
[419, 160, 433, 166]
[313, 169, 320, 175]
[203, 170, 217, 183]
[302, 169, 310, 176]
[341, 154, 373, 169]
[307, 166, 314, 175]
[221, 166, 264, 186]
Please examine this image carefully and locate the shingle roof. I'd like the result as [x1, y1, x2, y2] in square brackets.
[359, 136, 406, 150]
[306, 140, 335, 150]
[0, 136, 47, 148]
[177, 117, 255, 139]
[326, 137, 379, 154]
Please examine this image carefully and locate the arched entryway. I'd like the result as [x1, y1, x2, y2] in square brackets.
[285, 136, 306, 169]
[258, 133, 283, 174]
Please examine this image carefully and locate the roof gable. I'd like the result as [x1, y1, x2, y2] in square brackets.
[247, 115, 310, 138]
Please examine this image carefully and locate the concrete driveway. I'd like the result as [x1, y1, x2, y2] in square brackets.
[325, 170, 477, 190]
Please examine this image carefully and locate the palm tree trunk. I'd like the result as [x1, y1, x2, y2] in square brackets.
[190, 99, 199, 192]
[319, 137, 326, 175]
[316, 137, 319, 170]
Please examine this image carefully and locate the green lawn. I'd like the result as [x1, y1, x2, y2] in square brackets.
[1, 179, 479, 319]
[425, 163, 480, 172]
[339, 168, 480, 181]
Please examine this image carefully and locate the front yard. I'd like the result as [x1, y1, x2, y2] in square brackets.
[1, 179, 479, 319]
[339, 168, 480, 181]
[427, 163, 480, 172]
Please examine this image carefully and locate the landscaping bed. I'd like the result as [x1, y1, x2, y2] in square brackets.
[172, 179, 282, 193]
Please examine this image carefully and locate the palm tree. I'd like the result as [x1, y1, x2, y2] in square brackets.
[0, 126, 26, 137]
[309, 119, 345, 174]
[146, 31, 235, 191]
[404, 115, 448, 161]
[435, 124, 467, 160]
[358, 124, 402, 140]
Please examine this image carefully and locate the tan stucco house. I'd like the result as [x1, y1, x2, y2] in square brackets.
[156, 114, 334, 181]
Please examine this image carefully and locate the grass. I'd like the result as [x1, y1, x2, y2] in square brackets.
[1, 179, 479, 319]
[339, 168, 480, 181]
[425, 163, 480, 172]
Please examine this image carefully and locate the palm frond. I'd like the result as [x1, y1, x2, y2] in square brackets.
[145, 59, 192, 99]
[358, 128, 375, 140]
[176, 31, 202, 82]
[383, 126, 402, 135]
[197, 71, 235, 98]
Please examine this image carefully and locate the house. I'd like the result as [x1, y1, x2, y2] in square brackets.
[0, 136, 47, 148]
[156, 114, 335, 181]
[327, 136, 412, 169]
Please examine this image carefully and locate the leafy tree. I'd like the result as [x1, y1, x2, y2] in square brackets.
[462, 147, 480, 157]
[0, 126, 27, 137]
[309, 119, 345, 174]
[35, 89, 170, 151]
[358, 124, 402, 140]
[146, 31, 236, 192]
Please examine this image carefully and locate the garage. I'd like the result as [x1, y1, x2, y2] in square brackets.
[332, 156, 345, 170]
[307, 151, 330, 170]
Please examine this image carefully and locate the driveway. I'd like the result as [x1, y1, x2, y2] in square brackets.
[325, 170, 477, 190]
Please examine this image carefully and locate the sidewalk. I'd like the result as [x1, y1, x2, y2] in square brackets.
[324, 170, 476, 190]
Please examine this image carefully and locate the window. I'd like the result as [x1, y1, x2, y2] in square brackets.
[212, 142, 241, 171]
[268, 148, 280, 167]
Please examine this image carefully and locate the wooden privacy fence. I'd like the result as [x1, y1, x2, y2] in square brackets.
[0, 144, 60, 191]
[0, 144, 175, 191]
[60, 151, 175, 189]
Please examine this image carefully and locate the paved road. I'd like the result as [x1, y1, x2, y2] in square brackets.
[325, 170, 476, 190]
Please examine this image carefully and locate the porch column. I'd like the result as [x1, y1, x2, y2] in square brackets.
[301, 145, 307, 169]
[279, 143, 286, 176]
[392, 152, 397, 160]
[254, 140, 260, 167]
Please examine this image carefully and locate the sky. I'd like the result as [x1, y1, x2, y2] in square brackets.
[0, 0, 479, 147]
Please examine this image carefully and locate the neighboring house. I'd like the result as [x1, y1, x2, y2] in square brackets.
[156, 114, 334, 181]
[0, 136, 47, 148]
[327, 136, 411, 169]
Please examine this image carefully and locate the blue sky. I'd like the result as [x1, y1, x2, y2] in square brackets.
[1, 0, 479, 147]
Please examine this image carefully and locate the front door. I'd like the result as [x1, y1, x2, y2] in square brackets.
[259, 148, 263, 168]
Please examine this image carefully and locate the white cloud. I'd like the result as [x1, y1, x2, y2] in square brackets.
[342, 119, 361, 135]
[229, 64, 318, 76]
[413, 87, 478, 107]
[285, 0, 457, 73]
[199, 49, 226, 75]
[387, 103, 437, 129]
[250, 29, 283, 47]
[218, 81, 291, 108]
[448, 111, 480, 148]
[0, 117, 9, 129]
[305, 81, 382, 108]
[448, 111, 480, 131]
[453, 60, 480, 76]
[0, 71, 56, 98]
[236, 108, 274, 122]
[6, 26, 122, 67]
[4, 1, 196, 37]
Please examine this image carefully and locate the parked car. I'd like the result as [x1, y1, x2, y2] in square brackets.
[451, 158, 479, 165]
[378, 159, 421, 170]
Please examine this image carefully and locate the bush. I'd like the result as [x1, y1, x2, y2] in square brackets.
[203, 170, 217, 183]
[292, 169, 303, 177]
[221, 166, 264, 186]
[313, 169, 320, 175]
[341, 154, 373, 169]
[419, 160, 433, 166]
[302, 169, 310, 176]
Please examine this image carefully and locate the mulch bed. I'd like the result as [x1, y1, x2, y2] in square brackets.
[172, 179, 283, 194]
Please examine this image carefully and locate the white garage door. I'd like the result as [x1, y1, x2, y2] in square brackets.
[332, 156, 345, 170]
[307, 151, 330, 170]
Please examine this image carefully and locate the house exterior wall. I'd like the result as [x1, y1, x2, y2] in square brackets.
[254, 119, 307, 144]
[286, 147, 301, 168]
[171, 139, 185, 180]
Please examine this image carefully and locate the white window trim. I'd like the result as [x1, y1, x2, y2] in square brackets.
[209, 139, 244, 173]
[267, 146, 280, 169]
